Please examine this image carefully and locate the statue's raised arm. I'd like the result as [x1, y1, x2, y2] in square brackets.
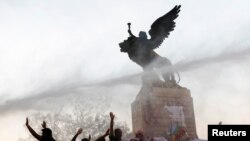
[127, 23, 135, 37]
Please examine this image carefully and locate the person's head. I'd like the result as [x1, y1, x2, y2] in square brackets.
[97, 138, 105, 141]
[135, 130, 144, 139]
[114, 128, 122, 139]
[139, 31, 147, 39]
[42, 128, 52, 137]
[41, 128, 55, 141]
[81, 138, 90, 141]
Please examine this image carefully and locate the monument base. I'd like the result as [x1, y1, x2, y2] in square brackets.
[131, 85, 198, 140]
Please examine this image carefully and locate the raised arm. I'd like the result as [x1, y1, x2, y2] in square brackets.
[128, 29, 135, 37]
[25, 117, 41, 140]
[89, 134, 92, 141]
[109, 112, 115, 136]
[71, 128, 83, 141]
[96, 129, 109, 141]
[127, 23, 135, 37]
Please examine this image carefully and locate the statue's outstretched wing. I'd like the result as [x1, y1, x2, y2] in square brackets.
[149, 5, 181, 49]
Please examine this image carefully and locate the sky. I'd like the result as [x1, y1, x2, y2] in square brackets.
[0, 0, 250, 140]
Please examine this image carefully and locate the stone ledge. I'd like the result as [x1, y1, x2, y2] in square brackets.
[151, 87, 191, 97]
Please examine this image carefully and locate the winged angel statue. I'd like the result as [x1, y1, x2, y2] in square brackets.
[119, 5, 181, 87]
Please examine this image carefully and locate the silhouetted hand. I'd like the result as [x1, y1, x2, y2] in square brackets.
[77, 128, 83, 135]
[104, 129, 110, 136]
[88, 134, 91, 141]
[26, 117, 29, 126]
[219, 121, 222, 125]
[110, 112, 115, 120]
[41, 121, 46, 128]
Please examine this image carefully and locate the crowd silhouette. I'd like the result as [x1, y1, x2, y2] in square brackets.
[25, 112, 196, 141]
[25, 112, 128, 141]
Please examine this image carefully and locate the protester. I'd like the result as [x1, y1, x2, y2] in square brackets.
[109, 112, 122, 141]
[25, 117, 56, 141]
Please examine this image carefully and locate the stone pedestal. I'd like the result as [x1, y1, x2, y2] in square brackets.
[131, 86, 197, 140]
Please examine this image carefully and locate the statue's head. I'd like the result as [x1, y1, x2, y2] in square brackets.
[139, 31, 147, 39]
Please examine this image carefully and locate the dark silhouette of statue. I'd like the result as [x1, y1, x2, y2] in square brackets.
[119, 5, 181, 87]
